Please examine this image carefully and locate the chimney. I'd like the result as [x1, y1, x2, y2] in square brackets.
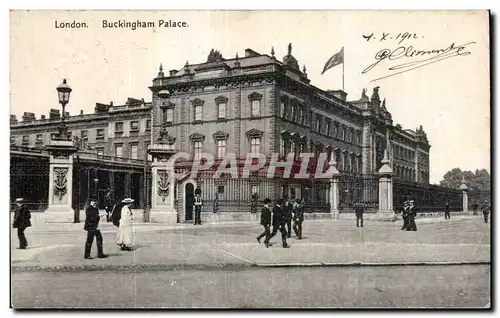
[169, 69, 178, 76]
[10, 115, 18, 125]
[22, 112, 36, 122]
[49, 109, 61, 119]
[80, 110, 84, 115]
[328, 90, 348, 101]
[110, 101, 113, 106]
[245, 48, 260, 58]
[41, 115, 46, 120]
[65, 111, 70, 118]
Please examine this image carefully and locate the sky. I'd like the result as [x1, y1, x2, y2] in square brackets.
[9, 10, 490, 184]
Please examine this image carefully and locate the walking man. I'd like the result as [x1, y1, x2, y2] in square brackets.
[293, 198, 304, 239]
[12, 198, 31, 249]
[104, 188, 113, 222]
[193, 188, 203, 225]
[444, 201, 451, 219]
[257, 198, 272, 247]
[264, 199, 290, 248]
[285, 198, 293, 238]
[355, 202, 364, 228]
[117, 198, 134, 251]
[401, 200, 410, 231]
[84, 198, 108, 259]
[407, 200, 417, 231]
[481, 200, 490, 223]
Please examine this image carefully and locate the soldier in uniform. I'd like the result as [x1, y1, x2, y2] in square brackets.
[256, 198, 272, 247]
[193, 188, 203, 225]
[444, 201, 451, 219]
[264, 198, 290, 248]
[84, 198, 108, 259]
[407, 200, 417, 231]
[292, 198, 304, 239]
[481, 200, 490, 223]
[355, 202, 364, 227]
[12, 198, 31, 249]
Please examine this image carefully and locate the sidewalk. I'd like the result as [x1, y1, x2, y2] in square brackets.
[11, 216, 490, 271]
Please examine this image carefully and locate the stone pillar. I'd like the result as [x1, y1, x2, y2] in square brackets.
[329, 158, 340, 219]
[377, 149, 394, 220]
[459, 177, 469, 214]
[361, 114, 373, 175]
[148, 143, 178, 223]
[44, 139, 77, 223]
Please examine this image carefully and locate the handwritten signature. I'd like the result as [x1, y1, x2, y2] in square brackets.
[362, 41, 476, 82]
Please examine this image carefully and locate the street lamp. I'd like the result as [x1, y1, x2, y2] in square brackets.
[94, 178, 99, 205]
[56, 79, 72, 140]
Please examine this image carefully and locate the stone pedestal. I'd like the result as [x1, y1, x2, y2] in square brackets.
[328, 159, 340, 219]
[44, 140, 77, 223]
[148, 143, 178, 224]
[376, 149, 395, 221]
[459, 177, 469, 214]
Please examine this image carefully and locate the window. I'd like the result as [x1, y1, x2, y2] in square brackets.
[166, 108, 174, 123]
[115, 144, 123, 157]
[280, 100, 285, 117]
[290, 105, 296, 121]
[193, 141, 203, 160]
[251, 185, 258, 196]
[146, 119, 151, 130]
[36, 134, 43, 143]
[96, 148, 104, 157]
[326, 121, 331, 135]
[194, 105, 203, 122]
[251, 100, 260, 117]
[130, 144, 138, 159]
[217, 185, 225, 194]
[299, 108, 304, 125]
[96, 128, 105, 139]
[22, 135, 29, 145]
[316, 116, 321, 131]
[216, 139, 226, 159]
[280, 137, 286, 157]
[341, 125, 346, 140]
[250, 137, 260, 153]
[218, 103, 226, 119]
[290, 140, 296, 158]
[290, 187, 296, 199]
[356, 131, 362, 145]
[333, 122, 339, 137]
[115, 122, 124, 132]
[131, 121, 139, 131]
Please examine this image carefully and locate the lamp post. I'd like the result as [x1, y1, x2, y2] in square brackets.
[94, 178, 99, 205]
[56, 79, 72, 140]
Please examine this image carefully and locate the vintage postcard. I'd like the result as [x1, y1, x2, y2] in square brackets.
[9, 10, 490, 309]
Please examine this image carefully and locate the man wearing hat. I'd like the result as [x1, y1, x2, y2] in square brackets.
[12, 198, 31, 249]
[401, 200, 410, 231]
[117, 198, 134, 251]
[407, 200, 417, 231]
[264, 198, 290, 248]
[257, 198, 272, 247]
[193, 188, 203, 225]
[355, 202, 364, 228]
[292, 198, 305, 239]
[84, 198, 108, 259]
[481, 200, 490, 224]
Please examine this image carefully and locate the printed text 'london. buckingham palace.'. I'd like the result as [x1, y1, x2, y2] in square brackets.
[102, 19, 189, 30]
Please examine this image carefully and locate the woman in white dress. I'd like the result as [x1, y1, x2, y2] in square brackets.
[117, 198, 134, 251]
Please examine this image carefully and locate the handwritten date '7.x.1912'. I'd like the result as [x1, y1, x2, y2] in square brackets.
[362, 41, 476, 82]
[363, 32, 422, 44]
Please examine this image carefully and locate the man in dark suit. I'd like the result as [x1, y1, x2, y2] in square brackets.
[193, 188, 203, 225]
[407, 200, 417, 231]
[481, 200, 490, 224]
[293, 198, 304, 239]
[444, 202, 451, 219]
[84, 198, 108, 259]
[12, 198, 31, 249]
[284, 198, 293, 238]
[257, 198, 272, 247]
[264, 199, 290, 248]
[355, 202, 364, 227]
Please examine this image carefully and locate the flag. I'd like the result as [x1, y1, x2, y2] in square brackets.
[321, 47, 344, 75]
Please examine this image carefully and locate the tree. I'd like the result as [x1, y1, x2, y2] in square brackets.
[439, 168, 490, 191]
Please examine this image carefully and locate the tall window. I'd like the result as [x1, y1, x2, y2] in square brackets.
[326, 121, 331, 135]
[280, 137, 286, 157]
[146, 119, 151, 130]
[130, 144, 138, 159]
[333, 122, 339, 138]
[251, 185, 258, 196]
[194, 105, 203, 121]
[316, 116, 321, 131]
[280, 100, 285, 118]
[217, 139, 226, 159]
[130, 121, 139, 131]
[290, 140, 296, 158]
[115, 122, 124, 132]
[251, 100, 260, 117]
[250, 137, 260, 153]
[299, 108, 304, 125]
[166, 109, 173, 123]
[115, 145, 123, 158]
[290, 105, 295, 121]
[193, 141, 203, 160]
[218, 103, 226, 119]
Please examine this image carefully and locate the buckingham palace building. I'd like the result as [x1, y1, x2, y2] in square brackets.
[10, 44, 431, 220]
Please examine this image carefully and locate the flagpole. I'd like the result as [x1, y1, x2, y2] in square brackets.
[342, 47, 345, 91]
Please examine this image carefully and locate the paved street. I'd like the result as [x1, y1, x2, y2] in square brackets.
[10, 215, 491, 308]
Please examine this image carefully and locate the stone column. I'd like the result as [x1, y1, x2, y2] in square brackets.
[459, 177, 469, 214]
[329, 158, 340, 219]
[44, 139, 77, 223]
[148, 143, 178, 223]
[377, 149, 395, 220]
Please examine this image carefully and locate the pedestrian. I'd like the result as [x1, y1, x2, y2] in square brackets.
[104, 188, 113, 222]
[256, 198, 272, 247]
[407, 200, 417, 231]
[293, 198, 304, 239]
[285, 198, 293, 238]
[401, 200, 410, 231]
[472, 200, 479, 216]
[444, 201, 450, 219]
[264, 198, 290, 248]
[193, 188, 203, 225]
[481, 200, 490, 223]
[84, 198, 108, 259]
[12, 198, 31, 249]
[355, 202, 364, 227]
[117, 198, 134, 251]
